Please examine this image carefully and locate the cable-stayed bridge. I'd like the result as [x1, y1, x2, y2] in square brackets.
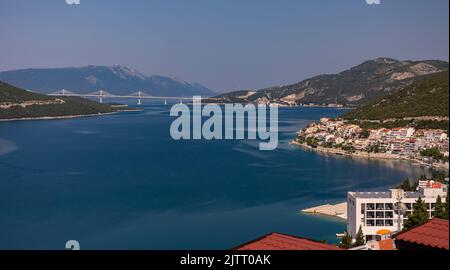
[48, 89, 195, 105]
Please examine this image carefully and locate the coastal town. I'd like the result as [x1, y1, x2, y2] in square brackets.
[293, 117, 449, 169]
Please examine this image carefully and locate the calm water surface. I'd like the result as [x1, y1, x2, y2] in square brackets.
[0, 105, 429, 249]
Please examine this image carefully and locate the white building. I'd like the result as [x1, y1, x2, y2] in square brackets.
[347, 183, 447, 241]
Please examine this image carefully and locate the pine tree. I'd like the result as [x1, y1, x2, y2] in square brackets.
[434, 195, 445, 219]
[443, 192, 449, 220]
[403, 197, 429, 230]
[354, 226, 365, 247]
[399, 178, 412, 191]
[338, 231, 353, 249]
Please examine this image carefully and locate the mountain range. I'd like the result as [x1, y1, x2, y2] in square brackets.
[205, 58, 448, 107]
[0, 65, 215, 97]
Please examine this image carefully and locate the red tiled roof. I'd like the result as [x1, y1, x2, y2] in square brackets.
[396, 218, 449, 250]
[234, 233, 342, 251]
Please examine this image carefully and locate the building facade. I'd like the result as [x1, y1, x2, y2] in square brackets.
[347, 182, 447, 241]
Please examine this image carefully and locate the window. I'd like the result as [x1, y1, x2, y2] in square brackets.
[366, 220, 375, 226]
[376, 220, 384, 226]
[376, 203, 384, 210]
[385, 211, 393, 218]
[405, 203, 412, 210]
[366, 211, 375, 218]
[385, 220, 393, 226]
[376, 212, 384, 218]
[367, 203, 375, 210]
[385, 203, 393, 210]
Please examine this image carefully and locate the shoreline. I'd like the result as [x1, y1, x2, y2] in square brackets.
[0, 108, 143, 123]
[291, 140, 449, 171]
[301, 202, 347, 221]
[0, 112, 119, 122]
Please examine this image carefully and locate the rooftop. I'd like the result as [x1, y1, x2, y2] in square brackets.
[395, 218, 449, 250]
[350, 190, 429, 199]
[352, 191, 391, 199]
[233, 232, 342, 251]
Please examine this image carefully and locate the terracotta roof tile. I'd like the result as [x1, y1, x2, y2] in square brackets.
[234, 233, 342, 251]
[396, 218, 449, 250]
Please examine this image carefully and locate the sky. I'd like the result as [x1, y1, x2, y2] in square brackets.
[0, 0, 448, 93]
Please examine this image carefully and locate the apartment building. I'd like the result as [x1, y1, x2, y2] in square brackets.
[347, 182, 447, 241]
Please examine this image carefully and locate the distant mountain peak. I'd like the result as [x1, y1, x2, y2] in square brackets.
[373, 57, 399, 63]
[0, 65, 215, 97]
[108, 65, 147, 80]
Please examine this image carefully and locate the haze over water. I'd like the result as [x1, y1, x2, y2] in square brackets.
[0, 105, 429, 249]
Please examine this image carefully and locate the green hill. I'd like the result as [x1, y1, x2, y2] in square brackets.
[0, 81, 117, 120]
[343, 71, 449, 120]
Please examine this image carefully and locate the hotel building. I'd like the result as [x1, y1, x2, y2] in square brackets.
[347, 181, 447, 241]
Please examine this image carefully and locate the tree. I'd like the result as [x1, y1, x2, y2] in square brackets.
[432, 171, 447, 182]
[354, 226, 365, 247]
[360, 129, 370, 139]
[399, 178, 412, 192]
[338, 231, 353, 249]
[444, 192, 449, 220]
[403, 197, 429, 230]
[434, 195, 445, 219]
[421, 147, 447, 162]
[398, 178, 418, 192]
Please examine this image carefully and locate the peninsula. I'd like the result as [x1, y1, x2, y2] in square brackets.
[0, 81, 122, 121]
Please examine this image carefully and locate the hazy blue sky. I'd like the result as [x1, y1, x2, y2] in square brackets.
[0, 0, 448, 92]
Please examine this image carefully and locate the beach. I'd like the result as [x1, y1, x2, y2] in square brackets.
[302, 202, 347, 220]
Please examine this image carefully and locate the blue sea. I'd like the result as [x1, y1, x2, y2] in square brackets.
[0, 104, 429, 249]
